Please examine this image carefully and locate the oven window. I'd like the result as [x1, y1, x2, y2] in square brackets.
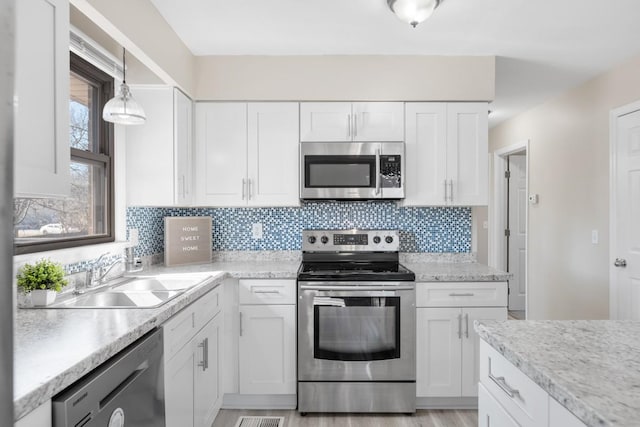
[314, 296, 400, 361]
[305, 155, 376, 188]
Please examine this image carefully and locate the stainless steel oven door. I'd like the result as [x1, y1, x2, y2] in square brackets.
[297, 281, 415, 382]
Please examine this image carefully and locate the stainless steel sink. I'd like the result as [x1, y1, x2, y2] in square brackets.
[39, 274, 213, 309]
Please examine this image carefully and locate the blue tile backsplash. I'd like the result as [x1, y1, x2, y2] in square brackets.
[127, 202, 471, 257]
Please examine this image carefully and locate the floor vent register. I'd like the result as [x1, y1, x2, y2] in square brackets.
[234, 416, 285, 427]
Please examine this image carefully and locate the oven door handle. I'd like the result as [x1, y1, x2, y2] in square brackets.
[300, 284, 414, 292]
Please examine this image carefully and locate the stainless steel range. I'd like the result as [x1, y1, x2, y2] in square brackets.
[297, 229, 416, 414]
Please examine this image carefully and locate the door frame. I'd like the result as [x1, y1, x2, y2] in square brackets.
[489, 140, 529, 316]
[609, 99, 640, 319]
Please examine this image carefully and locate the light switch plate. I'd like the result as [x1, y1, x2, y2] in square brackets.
[252, 223, 263, 239]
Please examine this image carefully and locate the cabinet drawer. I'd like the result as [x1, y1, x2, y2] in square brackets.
[478, 383, 519, 427]
[416, 282, 508, 307]
[239, 279, 296, 305]
[480, 341, 548, 427]
[164, 283, 222, 361]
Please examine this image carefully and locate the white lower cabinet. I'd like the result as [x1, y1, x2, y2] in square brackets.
[416, 282, 507, 399]
[479, 340, 587, 427]
[164, 285, 222, 427]
[238, 280, 296, 395]
[14, 400, 52, 427]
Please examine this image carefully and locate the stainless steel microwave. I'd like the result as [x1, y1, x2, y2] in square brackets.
[300, 142, 405, 200]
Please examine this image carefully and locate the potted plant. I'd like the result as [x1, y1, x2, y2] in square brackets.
[16, 259, 68, 306]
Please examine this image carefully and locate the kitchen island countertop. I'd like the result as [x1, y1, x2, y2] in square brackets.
[475, 320, 640, 427]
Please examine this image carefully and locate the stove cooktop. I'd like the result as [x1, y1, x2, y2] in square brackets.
[297, 261, 415, 282]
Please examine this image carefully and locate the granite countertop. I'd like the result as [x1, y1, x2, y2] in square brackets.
[475, 320, 640, 427]
[403, 261, 511, 282]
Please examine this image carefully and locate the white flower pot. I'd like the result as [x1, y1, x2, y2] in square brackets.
[31, 289, 57, 307]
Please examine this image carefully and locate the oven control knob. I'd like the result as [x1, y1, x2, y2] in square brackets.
[321, 236, 329, 244]
[307, 236, 317, 244]
[373, 236, 381, 244]
[385, 236, 394, 244]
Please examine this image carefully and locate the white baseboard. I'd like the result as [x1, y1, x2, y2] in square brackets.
[222, 394, 297, 410]
[416, 396, 477, 410]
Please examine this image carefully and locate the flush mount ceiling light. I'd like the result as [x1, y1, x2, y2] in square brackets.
[387, 0, 442, 28]
[102, 48, 146, 125]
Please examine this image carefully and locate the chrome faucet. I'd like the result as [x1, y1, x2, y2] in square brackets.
[82, 253, 125, 291]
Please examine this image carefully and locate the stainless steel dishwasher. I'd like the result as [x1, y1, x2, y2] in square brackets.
[53, 328, 165, 427]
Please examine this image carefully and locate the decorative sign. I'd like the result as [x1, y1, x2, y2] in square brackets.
[164, 217, 212, 266]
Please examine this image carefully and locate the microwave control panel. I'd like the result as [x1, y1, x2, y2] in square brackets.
[380, 155, 402, 188]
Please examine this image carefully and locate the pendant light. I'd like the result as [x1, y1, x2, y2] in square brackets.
[387, 0, 441, 28]
[102, 48, 146, 125]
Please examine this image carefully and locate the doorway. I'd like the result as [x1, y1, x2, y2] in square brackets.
[490, 141, 529, 320]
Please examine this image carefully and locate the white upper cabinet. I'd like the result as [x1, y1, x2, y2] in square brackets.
[126, 87, 193, 206]
[300, 102, 404, 142]
[195, 102, 299, 207]
[15, 0, 70, 198]
[404, 102, 488, 206]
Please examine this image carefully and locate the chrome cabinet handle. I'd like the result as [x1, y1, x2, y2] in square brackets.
[614, 258, 627, 267]
[448, 179, 454, 202]
[353, 114, 358, 137]
[239, 312, 243, 337]
[197, 338, 208, 371]
[242, 178, 246, 200]
[449, 293, 475, 297]
[375, 148, 381, 196]
[253, 289, 281, 294]
[465, 313, 469, 338]
[488, 358, 520, 399]
[444, 180, 448, 202]
[347, 114, 352, 138]
[248, 179, 252, 200]
[457, 314, 462, 339]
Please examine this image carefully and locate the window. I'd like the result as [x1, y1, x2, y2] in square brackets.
[14, 53, 115, 254]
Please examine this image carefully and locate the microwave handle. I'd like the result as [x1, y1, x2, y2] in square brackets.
[375, 148, 381, 196]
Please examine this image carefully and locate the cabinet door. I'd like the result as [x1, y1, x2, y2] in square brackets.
[404, 103, 448, 206]
[194, 314, 222, 427]
[352, 102, 404, 142]
[478, 383, 519, 427]
[165, 341, 196, 427]
[15, 0, 70, 198]
[300, 102, 352, 142]
[175, 89, 194, 206]
[549, 397, 587, 427]
[461, 307, 507, 397]
[239, 305, 296, 394]
[416, 307, 462, 397]
[195, 103, 248, 206]
[446, 102, 488, 206]
[126, 86, 175, 206]
[247, 103, 300, 206]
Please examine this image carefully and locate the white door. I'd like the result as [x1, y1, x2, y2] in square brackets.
[195, 103, 248, 206]
[300, 102, 352, 142]
[461, 307, 507, 397]
[478, 384, 520, 427]
[194, 314, 222, 427]
[174, 89, 193, 206]
[352, 102, 404, 142]
[508, 154, 527, 311]
[416, 307, 462, 397]
[165, 342, 196, 427]
[239, 305, 296, 394]
[14, 0, 70, 198]
[446, 102, 489, 206]
[404, 103, 448, 206]
[613, 108, 640, 319]
[247, 103, 300, 206]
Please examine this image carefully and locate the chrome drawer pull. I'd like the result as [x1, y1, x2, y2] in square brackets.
[449, 293, 475, 297]
[457, 314, 462, 339]
[253, 289, 281, 294]
[488, 358, 520, 399]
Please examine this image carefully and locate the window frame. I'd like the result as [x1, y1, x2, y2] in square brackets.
[14, 52, 115, 255]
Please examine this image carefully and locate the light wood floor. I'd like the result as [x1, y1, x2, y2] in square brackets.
[212, 409, 478, 427]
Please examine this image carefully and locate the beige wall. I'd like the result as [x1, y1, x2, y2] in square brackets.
[489, 55, 640, 320]
[195, 56, 495, 101]
[71, 0, 195, 95]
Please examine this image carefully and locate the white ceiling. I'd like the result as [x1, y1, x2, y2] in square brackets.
[150, 0, 640, 127]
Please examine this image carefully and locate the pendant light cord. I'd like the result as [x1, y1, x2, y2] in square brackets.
[122, 47, 126, 84]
